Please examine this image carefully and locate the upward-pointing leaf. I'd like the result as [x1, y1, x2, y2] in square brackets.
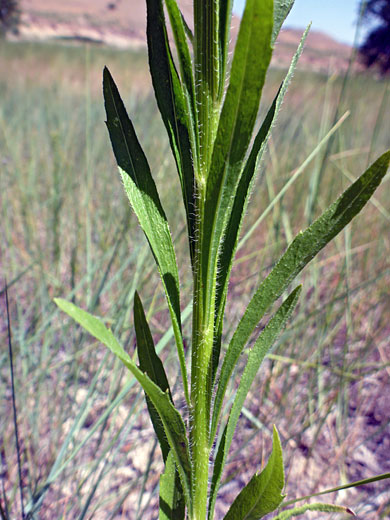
[134, 291, 172, 462]
[146, 0, 197, 266]
[212, 26, 310, 382]
[195, 1, 274, 397]
[54, 298, 192, 513]
[159, 451, 186, 520]
[272, 0, 295, 44]
[134, 292, 185, 518]
[223, 426, 285, 520]
[164, 0, 196, 114]
[213, 151, 390, 436]
[218, 0, 234, 100]
[201, 0, 273, 324]
[209, 287, 301, 517]
[103, 67, 189, 405]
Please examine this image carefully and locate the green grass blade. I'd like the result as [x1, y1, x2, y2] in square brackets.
[146, 0, 197, 265]
[213, 150, 390, 438]
[213, 26, 310, 379]
[223, 426, 285, 520]
[103, 66, 189, 405]
[283, 472, 390, 507]
[238, 110, 349, 252]
[272, 0, 295, 44]
[134, 291, 172, 462]
[54, 298, 193, 512]
[273, 503, 355, 519]
[209, 287, 301, 517]
[78, 460, 109, 520]
[159, 451, 186, 520]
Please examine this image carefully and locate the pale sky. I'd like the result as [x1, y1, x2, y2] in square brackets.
[233, 0, 363, 45]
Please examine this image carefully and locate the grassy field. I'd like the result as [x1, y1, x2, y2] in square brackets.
[1, 39, 390, 519]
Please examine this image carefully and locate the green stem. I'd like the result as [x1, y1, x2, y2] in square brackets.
[191, 2, 221, 517]
[191, 186, 214, 520]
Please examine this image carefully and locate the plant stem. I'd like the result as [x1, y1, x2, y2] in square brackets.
[190, 2, 221, 518]
[191, 186, 214, 520]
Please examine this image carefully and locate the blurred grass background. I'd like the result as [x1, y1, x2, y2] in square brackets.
[0, 39, 389, 519]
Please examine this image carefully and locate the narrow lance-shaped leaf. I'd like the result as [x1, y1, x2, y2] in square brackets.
[200, 0, 274, 343]
[213, 150, 390, 437]
[179, 9, 193, 43]
[103, 67, 190, 405]
[209, 287, 301, 517]
[159, 451, 185, 520]
[218, 0, 234, 100]
[134, 291, 172, 462]
[224, 426, 285, 520]
[212, 26, 310, 382]
[146, 0, 197, 265]
[273, 503, 355, 520]
[194, 0, 220, 155]
[272, 0, 295, 44]
[135, 292, 186, 519]
[53, 298, 193, 513]
[164, 0, 196, 116]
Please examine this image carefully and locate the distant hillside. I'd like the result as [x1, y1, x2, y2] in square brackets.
[275, 28, 353, 73]
[16, 0, 354, 73]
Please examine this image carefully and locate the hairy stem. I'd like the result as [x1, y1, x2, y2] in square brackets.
[191, 186, 214, 520]
[190, 2, 222, 517]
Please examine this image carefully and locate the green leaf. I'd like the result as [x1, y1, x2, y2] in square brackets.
[103, 66, 189, 405]
[179, 9, 193, 43]
[203, 0, 274, 249]
[198, 0, 273, 390]
[224, 426, 285, 520]
[224, 286, 301, 444]
[165, 0, 196, 114]
[200, 0, 273, 345]
[134, 291, 171, 396]
[134, 291, 172, 462]
[272, 0, 295, 44]
[212, 25, 310, 381]
[213, 150, 390, 439]
[146, 0, 197, 265]
[194, 0, 221, 107]
[209, 287, 301, 517]
[273, 503, 355, 519]
[218, 0, 234, 100]
[159, 451, 186, 520]
[211, 284, 301, 442]
[54, 298, 192, 511]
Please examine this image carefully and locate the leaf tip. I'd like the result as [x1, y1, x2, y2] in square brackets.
[103, 66, 114, 95]
[53, 297, 64, 308]
[272, 424, 282, 449]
